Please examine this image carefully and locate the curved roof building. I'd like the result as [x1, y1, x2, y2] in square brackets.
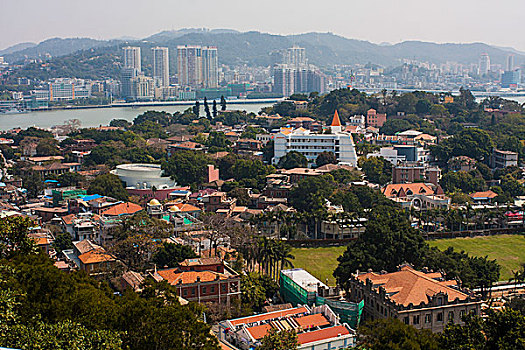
[111, 163, 177, 190]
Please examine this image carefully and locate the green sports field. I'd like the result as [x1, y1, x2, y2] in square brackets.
[291, 246, 346, 286]
[429, 234, 525, 281]
[291, 234, 525, 285]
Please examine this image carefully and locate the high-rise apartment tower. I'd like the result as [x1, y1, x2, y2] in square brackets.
[152, 47, 170, 87]
[177, 45, 218, 88]
[122, 46, 141, 72]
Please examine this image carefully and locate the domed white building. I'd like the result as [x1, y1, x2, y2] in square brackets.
[111, 164, 179, 200]
[111, 164, 176, 190]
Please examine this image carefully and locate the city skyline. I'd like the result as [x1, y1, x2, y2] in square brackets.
[1, 0, 525, 52]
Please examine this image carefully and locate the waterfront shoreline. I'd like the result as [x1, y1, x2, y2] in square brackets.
[0, 101, 276, 131]
[26, 98, 284, 113]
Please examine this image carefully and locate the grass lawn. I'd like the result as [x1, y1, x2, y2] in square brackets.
[429, 234, 525, 281]
[291, 246, 347, 286]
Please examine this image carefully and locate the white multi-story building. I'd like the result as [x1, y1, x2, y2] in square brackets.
[152, 47, 169, 87]
[479, 53, 490, 75]
[348, 115, 365, 128]
[273, 111, 358, 167]
[123, 46, 141, 72]
[283, 46, 307, 68]
[177, 45, 218, 88]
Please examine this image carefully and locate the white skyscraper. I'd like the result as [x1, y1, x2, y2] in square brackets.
[506, 54, 515, 71]
[283, 46, 307, 68]
[152, 47, 170, 87]
[123, 47, 141, 72]
[479, 53, 490, 75]
[177, 45, 218, 88]
[202, 46, 218, 88]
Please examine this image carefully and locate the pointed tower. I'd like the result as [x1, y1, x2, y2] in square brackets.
[330, 110, 342, 133]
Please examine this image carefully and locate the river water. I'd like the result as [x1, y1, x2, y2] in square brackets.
[0, 102, 274, 131]
[0, 96, 523, 131]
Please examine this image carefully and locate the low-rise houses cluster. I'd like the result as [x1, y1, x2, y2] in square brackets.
[1, 99, 525, 348]
[218, 304, 357, 350]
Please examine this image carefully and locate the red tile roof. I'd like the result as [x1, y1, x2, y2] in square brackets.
[290, 117, 315, 122]
[229, 306, 308, 326]
[157, 269, 228, 285]
[356, 265, 468, 307]
[382, 183, 434, 198]
[101, 202, 142, 216]
[78, 248, 116, 264]
[179, 257, 222, 267]
[297, 325, 351, 345]
[295, 314, 330, 329]
[469, 190, 498, 199]
[247, 324, 272, 340]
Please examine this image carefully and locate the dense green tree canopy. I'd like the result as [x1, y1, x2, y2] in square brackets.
[358, 318, 439, 350]
[315, 151, 338, 167]
[440, 171, 486, 194]
[334, 205, 427, 285]
[431, 128, 494, 164]
[152, 243, 198, 268]
[259, 328, 298, 350]
[358, 156, 392, 185]
[440, 309, 525, 350]
[277, 151, 308, 169]
[87, 173, 129, 201]
[289, 174, 336, 212]
[162, 150, 213, 187]
[0, 216, 220, 350]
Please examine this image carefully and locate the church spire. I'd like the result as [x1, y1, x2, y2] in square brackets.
[330, 110, 342, 133]
[331, 110, 342, 127]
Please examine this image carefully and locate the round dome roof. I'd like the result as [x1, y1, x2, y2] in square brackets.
[148, 199, 161, 206]
[169, 205, 180, 212]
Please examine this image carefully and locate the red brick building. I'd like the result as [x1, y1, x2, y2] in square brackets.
[366, 109, 387, 128]
[153, 257, 241, 305]
[392, 162, 441, 186]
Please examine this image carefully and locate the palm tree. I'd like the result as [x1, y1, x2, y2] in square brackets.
[276, 241, 295, 279]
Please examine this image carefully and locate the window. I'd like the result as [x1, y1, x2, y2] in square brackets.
[183, 289, 187, 297]
[191, 288, 195, 296]
[222, 284, 227, 292]
[202, 286, 207, 294]
[437, 312, 443, 322]
[448, 311, 454, 322]
[413, 315, 420, 325]
[403, 316, 409, 324]
[460, 310, 466, 319]
[425, 314, 432, 324]
[211, 286, 215, 293]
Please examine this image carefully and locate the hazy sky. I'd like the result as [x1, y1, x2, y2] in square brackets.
[1, 0, 524, 51]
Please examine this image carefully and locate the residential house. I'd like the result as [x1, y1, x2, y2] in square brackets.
[233, 138, 263, 154]
[469, 190, 498, 204]
[448, 156, 477, 172]
[152, 257, 241, 306]
[68, 240, 117, 276]
[392, 162, 441, 186]
[101, 202, 143, 217]
[382, 183, 450, 210]
[167, 141, 206, 156]
[202, 192, 236, 214]
[491, 149, 518, 169]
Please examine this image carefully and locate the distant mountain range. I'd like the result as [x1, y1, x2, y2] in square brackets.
[2, 28, 524, 70]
